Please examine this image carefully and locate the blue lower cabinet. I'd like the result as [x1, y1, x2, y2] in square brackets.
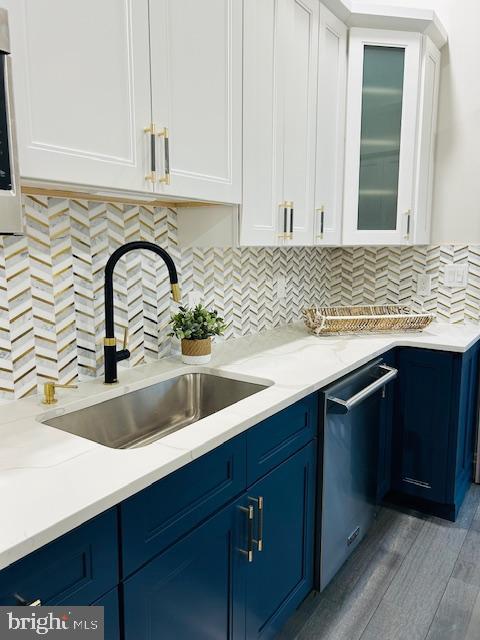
[92, 588, 120, 640]
[122, 498, 247, 640]
[0, 394, 320, 639]
[121, 442, 317, 640]
[453, 342, 480, 511]
[245, 442, 316, 640]
[246, 395, 317, 485]
[0, 510, 118, 607]
[392, 342, 480, 520]
[121, 434, 246, 577]
[393, 348, 453, 504]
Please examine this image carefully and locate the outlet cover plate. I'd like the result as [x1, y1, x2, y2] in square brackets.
[444, 264, 468, 288]
[417, 273, 432, 297]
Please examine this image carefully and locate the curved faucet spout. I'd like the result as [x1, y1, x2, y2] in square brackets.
[103, 241, 180, 383]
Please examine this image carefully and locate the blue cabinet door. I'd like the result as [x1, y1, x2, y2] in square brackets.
[451, 341, 480, 512]
[122, 497, 247, 640]
[393, 348, 454, 503]
[121, 434, 246, 577]
[0, 510, 118, 607]
[245, 442, 316, 640]
[92, 588, 119, 640]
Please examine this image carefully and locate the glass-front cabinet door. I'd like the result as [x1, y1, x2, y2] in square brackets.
[343, 29, 422, 245]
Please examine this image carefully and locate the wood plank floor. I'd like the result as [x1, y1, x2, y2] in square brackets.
[278, 484, 480, 640]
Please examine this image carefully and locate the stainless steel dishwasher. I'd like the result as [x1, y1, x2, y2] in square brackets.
[317, 358, 398, 591]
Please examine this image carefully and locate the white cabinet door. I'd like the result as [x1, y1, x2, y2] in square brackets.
[282, 0, 319, 246]
[343, 29, 422, 246]
[413, 37, 440, 244]
[6, 0, 152, 193]
[241, 0, 286, 246]
[314, 4, 347, 246]
[241, 0, 318, 247]
[149, 0, 242, 204]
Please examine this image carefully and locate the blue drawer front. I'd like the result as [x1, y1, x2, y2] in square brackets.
[121, 434, 246, 577]
[0, 510, 118, 606]
[93, 588, 120, 640]
[246, 395, 317, 485]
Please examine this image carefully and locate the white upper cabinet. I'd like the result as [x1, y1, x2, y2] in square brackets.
[148, 0, 242, 203]
[414, 37, 441, 244]
[241, 0, 284, 246]
[6, 0, 241, 203]
[5, 0, 152, 193]
[241, 0, 320, 246]
[314, 5, 347, 246]
[6, 0, 444, 233]
[282, 0, 319, 246]
[342, 28, 440, 245]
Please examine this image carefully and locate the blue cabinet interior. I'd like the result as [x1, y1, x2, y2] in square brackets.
[1, 342, 478, 638]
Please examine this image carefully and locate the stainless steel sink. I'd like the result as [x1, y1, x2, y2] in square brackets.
[43, 373, 270, 449]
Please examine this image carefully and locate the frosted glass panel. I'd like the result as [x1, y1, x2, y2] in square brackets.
[357, 46, 405, 231]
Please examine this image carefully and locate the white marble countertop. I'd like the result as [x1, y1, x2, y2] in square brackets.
[1, 321, 479, 571]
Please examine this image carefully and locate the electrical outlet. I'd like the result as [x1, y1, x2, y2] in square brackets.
[416, 273, 431, 297]
[276, 275, 286, 300]
[188, 291, 203, 307]
[444, 264, 468, 288]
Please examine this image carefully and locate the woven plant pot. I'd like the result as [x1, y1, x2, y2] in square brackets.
[181, 337, 212, 364]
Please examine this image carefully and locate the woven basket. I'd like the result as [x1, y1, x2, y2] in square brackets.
[303, 305, 434, 336]
[181, 338, 212, 356]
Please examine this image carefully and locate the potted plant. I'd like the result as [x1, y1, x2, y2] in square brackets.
[169, 303, 228, 364]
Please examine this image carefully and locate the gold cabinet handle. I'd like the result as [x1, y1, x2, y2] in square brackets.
[249, 496, 264, 551]
[144, 123, 157, 183]
[158, 127, 171, 185]
[316, 206, 325, 240]
[404, 209, 412, 240]
[15, 595, 42, 606]
[42, 381, 78, 405]
[239, 504, 254, 562]
[278, 202, 288, 239]
[278, 202, 294, 240]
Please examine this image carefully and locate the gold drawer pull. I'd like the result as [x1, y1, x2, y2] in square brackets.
[250, 496, 264, 551]
[144, 123, 157, 183]
[316, 206, 325, 240]
[278, 202, 293, 240]
[239, 504, 254, 562]
[158, 127, 171, 185]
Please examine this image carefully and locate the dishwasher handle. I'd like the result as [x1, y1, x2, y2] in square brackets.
[327, 364, 398, 414]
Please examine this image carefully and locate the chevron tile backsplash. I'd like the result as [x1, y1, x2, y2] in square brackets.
[0, 195, 479, 399]
[324, 245, 480, 324]
[0, 196, 325, 398]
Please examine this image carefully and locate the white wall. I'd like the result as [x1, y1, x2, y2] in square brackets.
[365, 0, 480, 243]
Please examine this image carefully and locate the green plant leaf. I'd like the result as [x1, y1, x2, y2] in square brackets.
[168, 303, 228, 340]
